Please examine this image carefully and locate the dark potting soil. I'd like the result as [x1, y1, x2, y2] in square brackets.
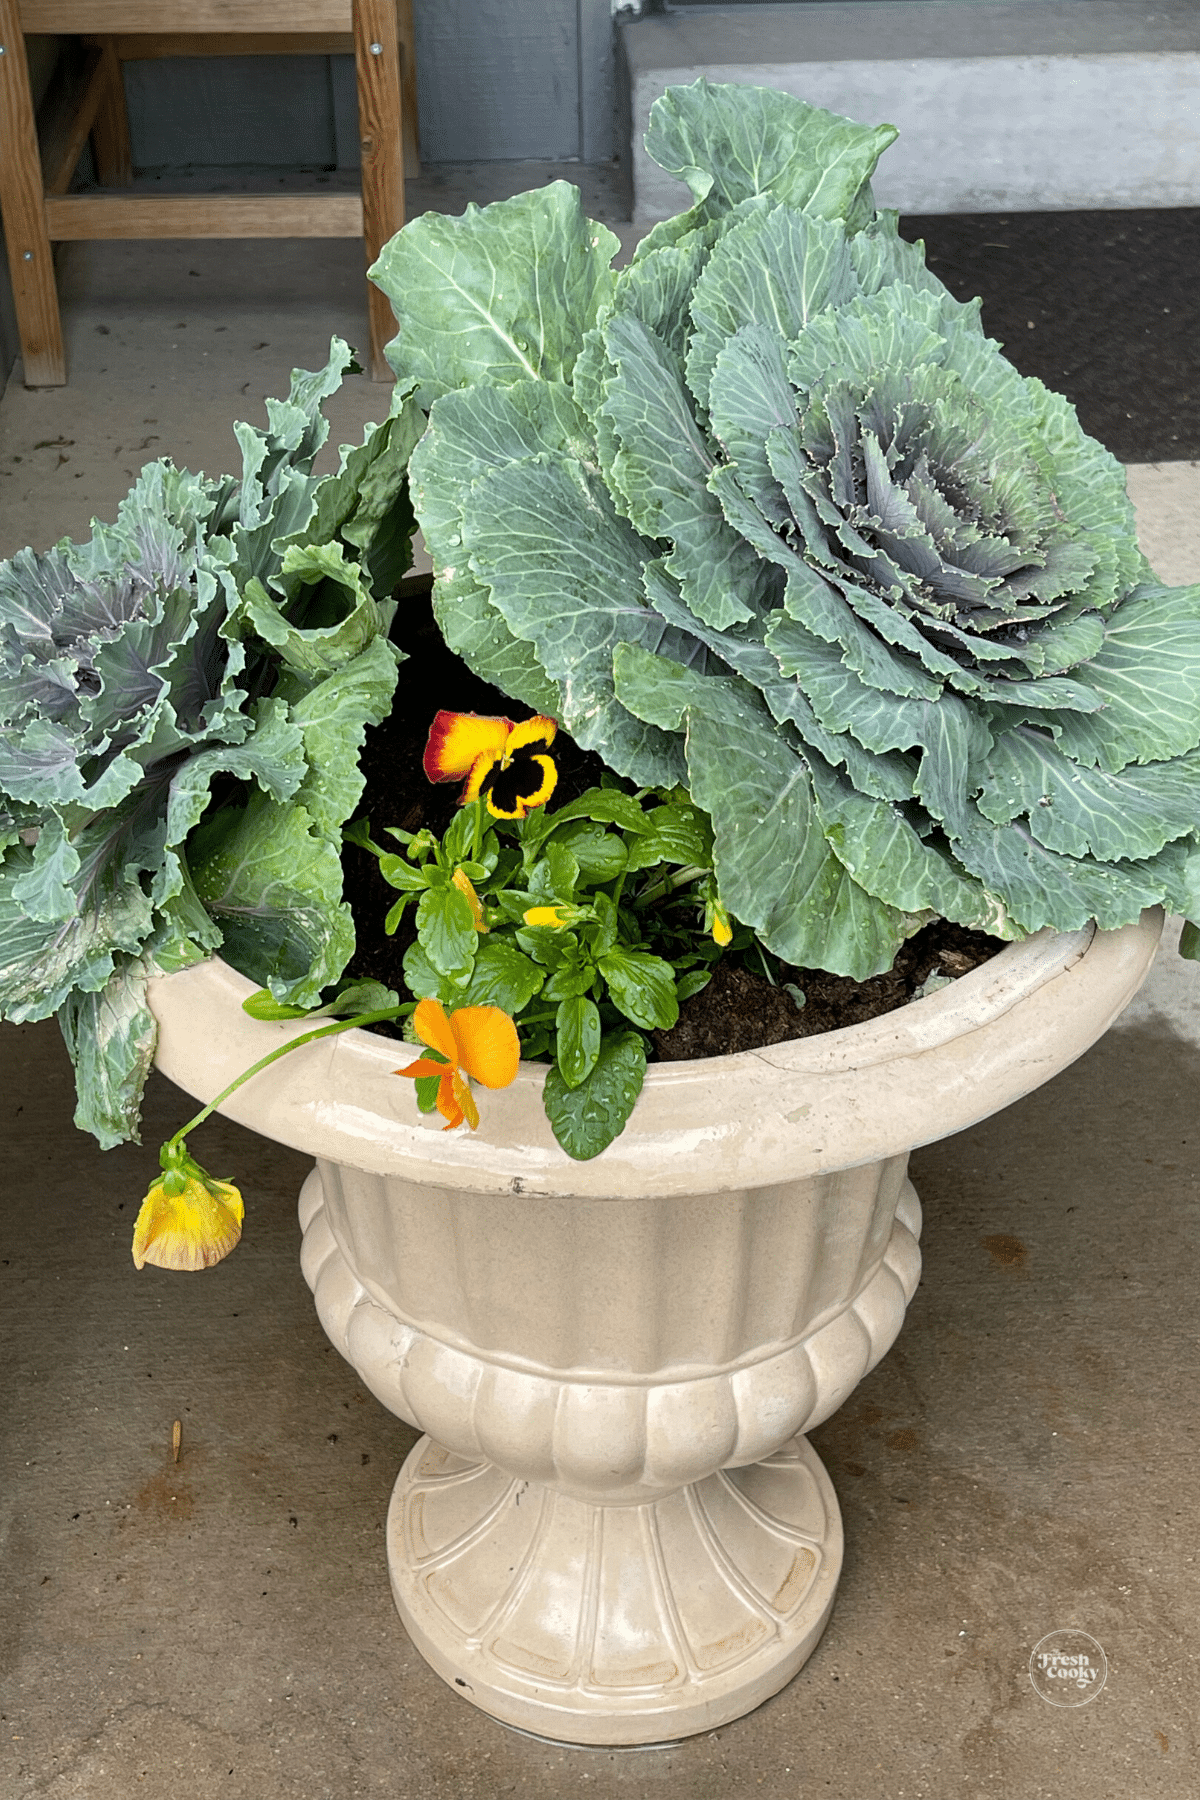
[342, 576, 1004, 1056]
[650, 921, 999, 1061]
[898, 208, 1200, 463]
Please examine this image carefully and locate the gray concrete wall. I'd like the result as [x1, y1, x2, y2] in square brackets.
[620, 1, 1200, 221]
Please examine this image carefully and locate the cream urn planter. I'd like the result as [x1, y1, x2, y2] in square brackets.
[147, 910, 1161, 1745]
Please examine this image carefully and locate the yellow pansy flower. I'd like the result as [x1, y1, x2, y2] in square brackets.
[132, 1152, 244, 1272]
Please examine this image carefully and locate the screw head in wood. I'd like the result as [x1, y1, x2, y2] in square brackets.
[370, 42, 383, 54]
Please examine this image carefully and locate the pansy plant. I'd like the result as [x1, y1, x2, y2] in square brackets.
[347, 707, 732, 1159]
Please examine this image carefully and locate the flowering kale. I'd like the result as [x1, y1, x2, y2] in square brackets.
[0, 340, 420, 1144]
[374, 81, 1200, 979]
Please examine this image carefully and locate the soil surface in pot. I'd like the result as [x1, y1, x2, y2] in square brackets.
[342, 578, 1003, 1056]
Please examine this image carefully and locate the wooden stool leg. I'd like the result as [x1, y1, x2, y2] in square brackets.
[90, 39, 133, 187]
[354, 0, 404, 382]
[0, 3, 66, 385]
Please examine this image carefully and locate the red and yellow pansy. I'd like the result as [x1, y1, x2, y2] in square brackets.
[423, 710, 558, 819]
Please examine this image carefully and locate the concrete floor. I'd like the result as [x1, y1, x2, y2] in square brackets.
[2, 181, 1200, 1799]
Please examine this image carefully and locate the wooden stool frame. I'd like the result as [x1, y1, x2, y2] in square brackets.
[0, 1, 416, 384]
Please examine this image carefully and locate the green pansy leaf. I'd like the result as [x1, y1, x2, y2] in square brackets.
[555, 994, 602, 1088]
[541, 950, 596, 1002]
[311, 979, 399, 1018]
[242, 977, 399, 1021]
[587, 889, 619, 957]
[542, 1028, 648, 1161]
[520, 785, 650, 852]
[543, 819, 628, 884]
[414, 1072, 442, 1114]
[598, 947, 680, 1032]
[402, 939, 462, 1002]
[416, 881, 478, 979]
[516, 924, 583, 970]
[241, 987, 310, 1020]
[377, 854, 430, 894]
[459, 936, 546, 1012]
[623, 799, 715, 873]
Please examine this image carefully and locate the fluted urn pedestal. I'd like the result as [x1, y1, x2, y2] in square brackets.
[148, 911, 1161, 1745]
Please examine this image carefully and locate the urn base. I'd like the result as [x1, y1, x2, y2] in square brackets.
[386, 1431, 842, 1745]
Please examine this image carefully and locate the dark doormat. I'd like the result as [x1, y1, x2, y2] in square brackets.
[898, 209, 1200, 463]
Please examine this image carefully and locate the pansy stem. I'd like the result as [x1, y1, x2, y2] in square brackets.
[165, 1007, 402, 1151]
[634, 864, 708, 908]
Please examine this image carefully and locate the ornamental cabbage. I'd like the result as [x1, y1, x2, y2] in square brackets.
[373, 80, 1200, 979]
[0, 340, 421, 1144]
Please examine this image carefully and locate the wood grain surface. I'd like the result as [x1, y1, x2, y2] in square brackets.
[353, 0, 403, 379]
[43, 193, 364, 238]
[19, 1, 353, 30]
[0, 0, 67, 381]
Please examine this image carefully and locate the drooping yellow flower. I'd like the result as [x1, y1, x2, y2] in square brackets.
[423, 709, 558, 819]
[395, 996, 520, 1131]
[452, 866, 488, 932]
[132, 1161, 244, 1272]
[710, 900, 733, 947]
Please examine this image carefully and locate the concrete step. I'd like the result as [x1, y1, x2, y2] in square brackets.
[618, 1, 1200, 223]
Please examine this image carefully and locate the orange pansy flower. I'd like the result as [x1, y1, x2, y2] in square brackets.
[395, 997, 520, 1131]
[423, 710, 558, 819]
